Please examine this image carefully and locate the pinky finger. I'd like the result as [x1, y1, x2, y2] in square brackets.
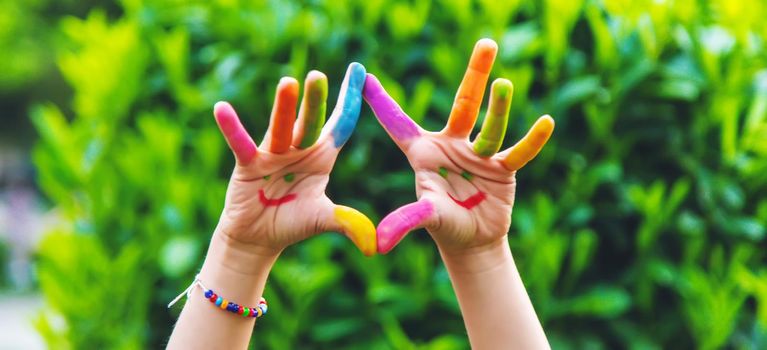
[500, 115, 555, 171]
[214, 101, 258, 165]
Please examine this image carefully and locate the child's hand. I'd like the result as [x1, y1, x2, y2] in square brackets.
[363, 39, 554, 255]
[213, 63, 376, 256]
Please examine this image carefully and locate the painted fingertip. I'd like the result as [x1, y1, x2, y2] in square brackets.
[376, 201, 434, 254]
[476, 38, 498, 51]
[540, 114, 555, 128]
[348, 62, 367, 86]
[213, 101, 257, 164]
[305, 71, 329, 105]
[279, 76, 300, 87]
[334, 206, 376, 256]
[534, 115, 555, 140]
[362, 73, 382, 98]
[331, 64, 366, 148]
[214, 101, 233, 114]
[492, 78, 513, 100]
[472, 38, 498, 72]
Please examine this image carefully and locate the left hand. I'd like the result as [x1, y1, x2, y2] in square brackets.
[362, 39, 555, 255]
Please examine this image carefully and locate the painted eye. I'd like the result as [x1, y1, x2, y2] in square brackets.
[438, 167, 448, 178]
[263, 175, 271, 180]
[283, 173, 295, 182]
[460, 170, 473, 181]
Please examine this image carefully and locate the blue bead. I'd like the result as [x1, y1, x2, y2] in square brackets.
[204, 290, 213, 299]
[259, 304, 267, 315]
[215, 296, 223, 306]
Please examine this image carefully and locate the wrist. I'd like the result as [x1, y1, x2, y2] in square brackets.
[437, 236, 513, 274]
[196, 230, 280, 306]
[206, 229, 281, 276]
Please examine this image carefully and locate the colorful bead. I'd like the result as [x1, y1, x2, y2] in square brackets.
[198, 285, 267, 318]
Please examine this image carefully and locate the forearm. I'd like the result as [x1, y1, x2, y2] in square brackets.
[167, 230, 279, 349]
[439, 237, 549, 350]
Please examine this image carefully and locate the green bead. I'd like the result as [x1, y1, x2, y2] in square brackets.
[283, 173, 295, 182]
[461, 170, 473, 181]
[438, 167, 448, 179]
[243, 308, 250, 317]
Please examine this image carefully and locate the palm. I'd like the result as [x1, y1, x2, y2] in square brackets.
[213, 63, 376, 256]
[407, 135, 516, 250]
[363, 39, 554, 254]
[220, 142, 336, 248]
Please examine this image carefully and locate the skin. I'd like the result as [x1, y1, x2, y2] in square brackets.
[168, 63, 375, 349]
[363, 38, 554, 349]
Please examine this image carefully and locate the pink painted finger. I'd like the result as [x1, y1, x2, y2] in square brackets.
[213, 101, 257, 164]
[362, 73, 421, 150]
[377, 200, 435, 254]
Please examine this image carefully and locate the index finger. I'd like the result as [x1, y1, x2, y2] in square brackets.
[362, 73, 422, 151]
[444, 39, 498, 138]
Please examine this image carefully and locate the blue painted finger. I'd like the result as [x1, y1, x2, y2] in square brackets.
[331, 62, 366, 148]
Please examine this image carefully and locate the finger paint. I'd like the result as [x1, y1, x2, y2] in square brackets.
[331, 63, 366, 148]
[214, 102, 257, 164]
[447, 191, 486, 210]
[334, 205, 376, 256]
[473, 79, 512, 156]
[258, 189, 297, 207]
[445, 39, 497, 137]
[377, 200, 434, 254]
[296, 72, 328, 149]
[503, 115, 555, 171]
[363, 73, 420, 142]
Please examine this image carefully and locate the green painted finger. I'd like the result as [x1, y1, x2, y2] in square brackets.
[293, 71, 328, 149]
[473, 79, 513, 157]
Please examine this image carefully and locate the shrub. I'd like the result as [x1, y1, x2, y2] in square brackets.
[28, 0, 767, 348]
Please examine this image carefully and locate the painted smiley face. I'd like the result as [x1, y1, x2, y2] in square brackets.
[438, 167, 487, 210]
[258, 173, 298, 207]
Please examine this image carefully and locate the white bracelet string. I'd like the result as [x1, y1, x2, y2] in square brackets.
[167, 274, 209, 308]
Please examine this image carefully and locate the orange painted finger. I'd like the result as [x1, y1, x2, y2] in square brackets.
[501, 115, 555, 171]
[444, 38, 498, 138]
[265, 77, 299, 153]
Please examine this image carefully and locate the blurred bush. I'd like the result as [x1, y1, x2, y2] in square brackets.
[16, 0, 767, 348]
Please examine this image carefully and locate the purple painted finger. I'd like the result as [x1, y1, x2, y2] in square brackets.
[363, 73, 421, 146]
[214, 101, 257, 164]
[377, 200, 435, 254]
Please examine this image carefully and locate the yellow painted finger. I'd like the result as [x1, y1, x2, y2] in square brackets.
[445, 38, 498, 138]
[502, 115, 555, 171]
[334, 205, 376, 256]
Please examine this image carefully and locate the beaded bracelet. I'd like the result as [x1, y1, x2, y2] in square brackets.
[168, 274, 268, 319]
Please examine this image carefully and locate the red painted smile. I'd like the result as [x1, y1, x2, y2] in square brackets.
[258, 189, 297, 207]
[447, 191, 487, 210]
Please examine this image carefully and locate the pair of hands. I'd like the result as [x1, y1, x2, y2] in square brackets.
[213, 39, 554, 259]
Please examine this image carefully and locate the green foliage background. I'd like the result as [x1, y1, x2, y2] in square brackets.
[4, 0, 767, 348]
